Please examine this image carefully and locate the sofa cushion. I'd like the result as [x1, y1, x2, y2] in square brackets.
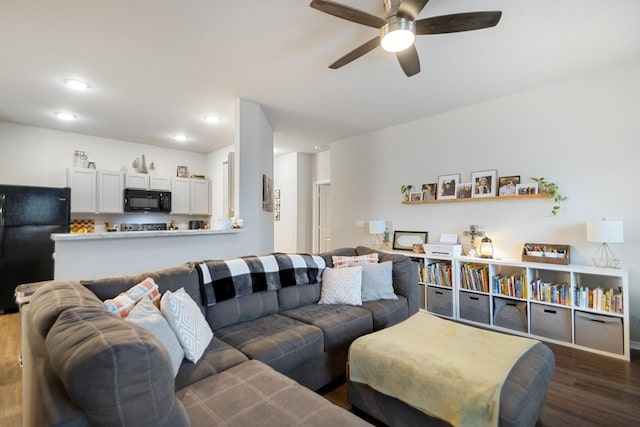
[318, 266, 363, 306]
[206, 291, 279, 331]
[161, 288, 213, 363]
[215, 314, 324, 375]
[319, 247, 357, 267]
[332, 253, 378, 268]
[282, 304, 373, 351]
[29, 281, 104, 339]
[82, 262, 203, 307]
[176, 360, 372, 427]
[175, 337, 249, 390]
[361, 296, 409, 330]
[46, 305, 190, 427]
[126, 297, 185, 376]
[277, 282, 321, 311]
[197, 254, 326, 306]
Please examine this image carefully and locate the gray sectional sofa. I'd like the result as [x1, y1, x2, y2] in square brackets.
[21, 247, 418, 427]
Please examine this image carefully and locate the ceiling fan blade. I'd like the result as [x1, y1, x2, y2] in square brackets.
[329, 36, 380, 69]
[396, 44, 420, 77]
[415, 11, 502, 35]
[310, 0, 386, 28]
[397, 0, 430, 20]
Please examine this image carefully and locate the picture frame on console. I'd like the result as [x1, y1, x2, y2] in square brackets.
[176, 165, 188, 178]
[393, 231, 429, 251]
[471, 169, 497, 198]
[437, 173, 460, 200]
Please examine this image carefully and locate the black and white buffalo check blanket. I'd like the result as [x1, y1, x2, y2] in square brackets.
[198, 253, 326, 306]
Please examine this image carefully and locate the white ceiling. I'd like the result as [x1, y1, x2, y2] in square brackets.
[1, 1, 639, 155]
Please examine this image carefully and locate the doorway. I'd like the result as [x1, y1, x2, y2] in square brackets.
[314, 181, 331, 253]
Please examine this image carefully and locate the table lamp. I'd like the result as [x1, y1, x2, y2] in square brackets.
[368, 220, 386, 250]
[479, 237, 494, 258]
[586, 219, 623, 268]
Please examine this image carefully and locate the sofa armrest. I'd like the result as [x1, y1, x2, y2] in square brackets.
[356, 247, 419, 315]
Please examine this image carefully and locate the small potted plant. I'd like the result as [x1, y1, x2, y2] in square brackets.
[531, 177, 567, 216]
[400, 184, 414, 201]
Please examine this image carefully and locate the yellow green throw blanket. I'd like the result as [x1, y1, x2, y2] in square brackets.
[348, 313, 537, 427]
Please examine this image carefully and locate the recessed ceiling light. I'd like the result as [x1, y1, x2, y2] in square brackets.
[54, 111, 76, 120]
[173, 134, 189, 142]
[64, 79, 90, 90]
[204, 115, 221, 124]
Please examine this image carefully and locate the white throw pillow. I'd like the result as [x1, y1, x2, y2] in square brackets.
[126, 298, 185, 376]
[161, 288, 213, 363]
[319, 266, 363, 306]
[355, 261, 398, 302]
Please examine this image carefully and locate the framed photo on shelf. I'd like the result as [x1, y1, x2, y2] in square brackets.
[437, 173, 460, 200]
[393, 230, 429, 251]
[456, 182, 472, 199]
[421, 183, 437, 201]
[516, 182, 538, 195]
[176, 165, 189, 178]
[409, 191, 423, 201]
[471, 169, 497, 198]
[498, 175, 520, 196]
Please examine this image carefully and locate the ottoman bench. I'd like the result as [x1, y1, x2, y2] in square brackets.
[347, 313, 555, 427]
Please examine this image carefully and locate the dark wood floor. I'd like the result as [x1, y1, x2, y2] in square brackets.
[2, 311, 639, 426]
[319, 343, 640, 426]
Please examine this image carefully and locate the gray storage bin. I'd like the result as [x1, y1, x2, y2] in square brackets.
[459, 291, 490, 324]
[493, 297, 528, 332]
[575, 311, 624, 355]
[530, 303, 571, 342]
[426, 286, 453, 317]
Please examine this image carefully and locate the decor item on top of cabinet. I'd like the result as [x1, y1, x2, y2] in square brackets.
[132, 155, 154, 174]
[400, 184, 414, 201]
[437, 174, 460, 200]
[471, 169, 497, 198]
[531, 177, 567, 216]
[176, 165, 188, 178]
[72, 150, 89, 168]
[262, 174, 274, 212]
[421, 183, 437, 201]
[522, 243, 570, 265]
[586, 219, 624, 268]
[498, 176, 520, 196]
[479, 237, 494, 258]
[393, 231, 428, 251]
[463, 224, 485, 256]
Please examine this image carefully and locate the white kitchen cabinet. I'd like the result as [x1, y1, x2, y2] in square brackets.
[171, 178, 210, 215]
[67, 168, 97, 213]
[149, 176, 171, 191]
[190, 179, 210, 215]
[171, 178, 190, 214]
[125, 173, 149, 190]
[97, 170, 124, 213]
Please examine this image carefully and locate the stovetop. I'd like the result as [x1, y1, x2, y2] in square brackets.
[119, 223, 168, 232]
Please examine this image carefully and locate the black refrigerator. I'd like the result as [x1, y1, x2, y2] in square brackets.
[0, 185, 70, 313]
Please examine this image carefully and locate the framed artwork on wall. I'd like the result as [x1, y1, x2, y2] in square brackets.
[176, 165, 188, 178]
[471, 169, 497, 198]
[456, 182, 472, 199]
[421, 183, 437, 201]
[437, 173, 460, 200]
[262, 174, 274, 212]
[498, 176, 520, 196]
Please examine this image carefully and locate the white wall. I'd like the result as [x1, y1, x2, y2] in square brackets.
[0, 122, 207, 187]
[206, 144, 235, 221]
[235, 98, 274, 254]
[330, 60, 640, 342]
[274, 152, 314, 253]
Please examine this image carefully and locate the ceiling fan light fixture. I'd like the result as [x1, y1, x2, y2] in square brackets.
[380, 17, 415, 53]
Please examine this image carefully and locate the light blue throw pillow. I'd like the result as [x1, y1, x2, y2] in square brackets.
[356, 261, 397, 301]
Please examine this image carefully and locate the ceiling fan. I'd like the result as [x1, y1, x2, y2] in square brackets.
[310, 0, 502, 77]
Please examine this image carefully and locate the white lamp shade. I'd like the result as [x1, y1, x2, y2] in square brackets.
[368, 220, 386, 235]
[586, 219, 624, 243]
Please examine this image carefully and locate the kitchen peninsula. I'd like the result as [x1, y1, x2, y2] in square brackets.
[52, 228, 244, 281]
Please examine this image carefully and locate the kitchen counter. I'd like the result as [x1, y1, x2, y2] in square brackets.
[52, 228, 242, 241]
[52, 227, 248, 281]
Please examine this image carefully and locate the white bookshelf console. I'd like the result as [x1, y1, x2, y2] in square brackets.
[396, 252, 630, 361]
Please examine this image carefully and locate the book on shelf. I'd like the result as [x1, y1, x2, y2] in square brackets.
[460, 263, 489, 292]
[530, 279, 573, 306]
[493, 274, 527, 299]
[426, 262, 452, 287]
[574, 285, 623, 314]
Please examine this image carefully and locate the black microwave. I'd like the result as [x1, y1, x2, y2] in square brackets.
[124, 189, 171, 213]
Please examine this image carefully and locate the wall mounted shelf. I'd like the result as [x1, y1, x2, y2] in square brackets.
[402, 193, 551, 205]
